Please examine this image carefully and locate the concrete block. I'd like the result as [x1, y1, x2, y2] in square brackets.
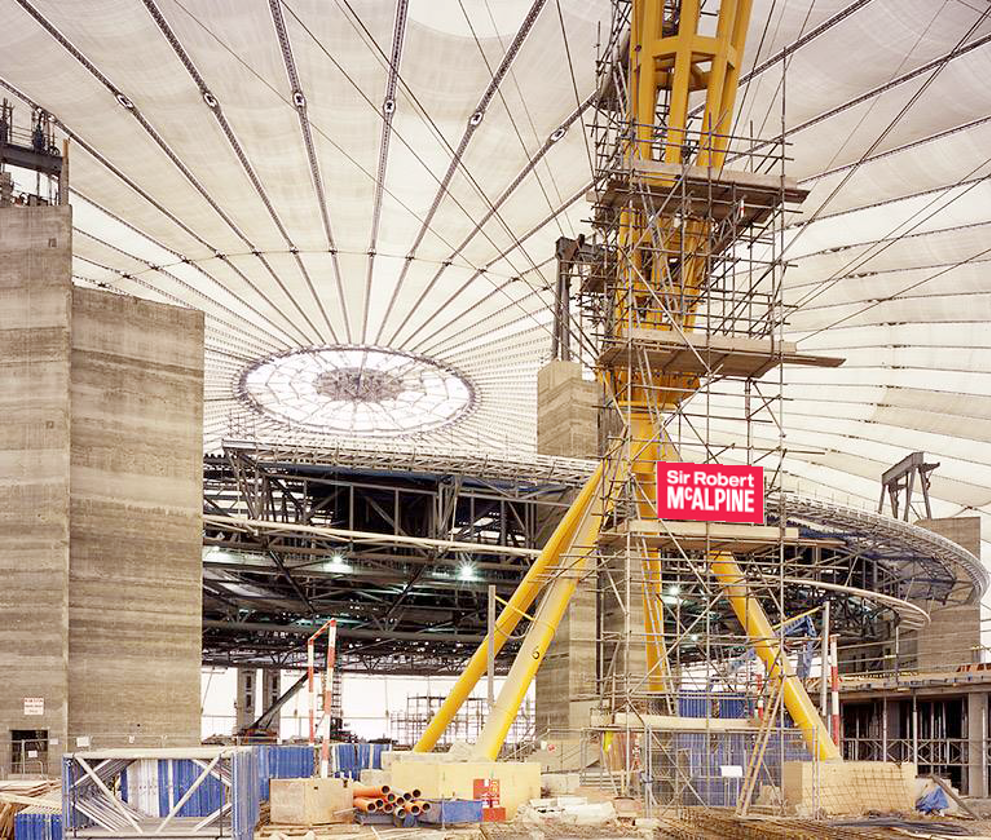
[782, 760, 916, 816]
[390, 760, 540, 819]
[358, 769, 389, 787]
[270, 777, 353, 825]
[541, 772, 581, 794]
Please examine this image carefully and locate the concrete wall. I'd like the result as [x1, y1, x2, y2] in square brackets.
[535, 360, 598, 736]
[68, 288, 203, 747]
[0, 206, 72, 773]
[536, 360, 598, 458]
[0, 205, 204, 770]
[914, 517, 983, 671]
[535, 584, 597, 737]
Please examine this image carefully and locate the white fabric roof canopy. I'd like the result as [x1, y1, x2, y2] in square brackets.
[2, 0, 990, 557]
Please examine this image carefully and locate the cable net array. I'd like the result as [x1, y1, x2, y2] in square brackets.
[0, 0, 989, 553]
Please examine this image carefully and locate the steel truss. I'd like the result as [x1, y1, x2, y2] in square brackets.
[202, 444, 573, 674]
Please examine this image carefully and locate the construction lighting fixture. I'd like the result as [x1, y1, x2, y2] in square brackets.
[457, 562, 477, 582]
[238, 346, 476, 438]
[323, 552, 351, 574]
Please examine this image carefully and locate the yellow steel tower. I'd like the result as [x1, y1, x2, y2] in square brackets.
[415, 0, 840, 764]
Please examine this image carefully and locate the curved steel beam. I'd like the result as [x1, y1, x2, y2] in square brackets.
[205, 513, 541, 558]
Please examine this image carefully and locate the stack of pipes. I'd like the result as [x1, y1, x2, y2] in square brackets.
[351, 785, 429, 825]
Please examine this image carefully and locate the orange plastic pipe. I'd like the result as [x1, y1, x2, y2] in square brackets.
[352, 784, 389, 798]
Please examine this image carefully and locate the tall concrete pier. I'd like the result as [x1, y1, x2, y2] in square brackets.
[0, 204, 204, 774]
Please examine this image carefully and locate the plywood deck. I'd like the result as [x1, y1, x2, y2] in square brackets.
[600, 519, 804, 552]
[589, 160, 809, 222]
[598, 328, 844, 377]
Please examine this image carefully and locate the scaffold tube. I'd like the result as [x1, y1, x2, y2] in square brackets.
[412, 461, 605, 752]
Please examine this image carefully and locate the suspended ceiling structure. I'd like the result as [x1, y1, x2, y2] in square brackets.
[0, 0, 986, 559]
[1, 3, 989, 553]
[0, 0, 991, 560]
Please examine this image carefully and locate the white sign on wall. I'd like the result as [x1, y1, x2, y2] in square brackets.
[23, 697, 44, 716]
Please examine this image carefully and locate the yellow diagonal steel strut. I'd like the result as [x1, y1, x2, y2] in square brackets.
[416, 0, 839, 763]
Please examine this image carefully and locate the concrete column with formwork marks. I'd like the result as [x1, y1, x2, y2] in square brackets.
[67, 287, 204, 748]
[0, 205, 72, 774]
[535, 360, 599, 747]
[913, 517, 983, 672]
[236, 668, 258, 731]
[0, 202, 204, 770]
[536, 360, 599, 458]
[915, 516, 985, 795]
[968, 691, 988, 797]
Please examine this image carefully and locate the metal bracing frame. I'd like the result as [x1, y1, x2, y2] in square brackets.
[201, 444, 573, 673]
[62, 748, 254, 840]
[878, 451, 940, 522]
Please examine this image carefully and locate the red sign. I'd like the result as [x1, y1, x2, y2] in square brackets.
[656, 462, 764, 524]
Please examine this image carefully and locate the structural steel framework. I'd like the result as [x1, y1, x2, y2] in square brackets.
[409, 0, 843, 777]
[199, 442, 983, 681]
[576, 0, 840, 804]
[400, 0, 991, 812]
[389, 695, 535, 752]
[201, 443, 573, 673]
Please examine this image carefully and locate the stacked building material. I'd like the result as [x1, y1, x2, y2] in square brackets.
[351, 785, 440, 827]
[0, 781, 60, 840]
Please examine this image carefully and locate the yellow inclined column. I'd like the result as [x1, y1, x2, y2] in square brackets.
[412, 462, 604, 752]
[710, 554, 838, 761]
[471, 459, 621, 760]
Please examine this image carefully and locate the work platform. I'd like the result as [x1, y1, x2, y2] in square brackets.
[600, 519, 806, 552]
[588, 159, 808, 221]
[598, 328, 844, 378]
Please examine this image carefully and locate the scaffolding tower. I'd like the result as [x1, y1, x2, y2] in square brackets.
[390, 695, 534, 753]
[567, 0, 843, 810]
[414, 1, 843, 815]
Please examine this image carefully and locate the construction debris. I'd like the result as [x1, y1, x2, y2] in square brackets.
[648, 808, 986, 840]
[0, 781, 59, 840]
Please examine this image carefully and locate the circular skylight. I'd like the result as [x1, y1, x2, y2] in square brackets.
[238, 347, 476, 438]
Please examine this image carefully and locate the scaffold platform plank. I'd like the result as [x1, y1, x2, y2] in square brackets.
[598, 328, 844, 377]
[600, 519, 802, 552]
[588, 160, 809, 221]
